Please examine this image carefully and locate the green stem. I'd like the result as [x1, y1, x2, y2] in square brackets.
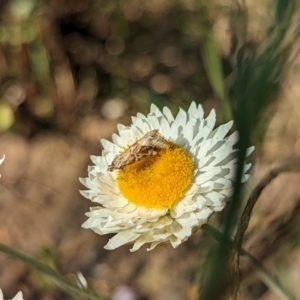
[0, 242, 108, 300]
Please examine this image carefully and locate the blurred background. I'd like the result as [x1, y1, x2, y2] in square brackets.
[1, 0, 300, 299]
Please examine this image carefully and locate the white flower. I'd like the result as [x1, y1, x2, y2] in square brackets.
[0, 289, 24, 300]
[80, 102, 254, 251]
[0, 154, 5, 178]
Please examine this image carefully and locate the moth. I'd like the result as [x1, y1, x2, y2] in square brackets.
[107, 129, 168, 171]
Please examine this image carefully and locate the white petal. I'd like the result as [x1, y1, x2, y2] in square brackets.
[117, 123, 125, 133]
[150, 103, 160, 115]
[170, 236, 182, 248]
[119, 128, 136, 145]
[246, 146, 255, 156]
[195, 207, 212, 220]
[204, 109, 216, 131]
[175, 213, 198, 229]
[159, 116, 172, 138]
[227, 131, 239, 144]
[187, 101, 197, 116]
[104, 231, 140, 250]
[244, 163, 252, 173]
[131, 238, 148, 251]
[163, 106, 174, 123]
[101, 139, 119, 154]
[173, 108, 187, 130]
[111, 133, 123, 147]
[147, 241, 161, 251]
[12, 291, 24, 300]
[90, 155, 109, 171]
[137, 207, 167, 219]
[241, 174, 250, 182]
[196, 103, 204, 119]
[209, 121, 233, 139]
[136, 112, 147, 120]
[0, 290, 25, 300]
[194, 195, 208, 208]
[171, 198, 197, 218]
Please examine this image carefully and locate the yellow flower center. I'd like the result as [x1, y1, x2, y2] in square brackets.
[117, 142, 194, 209]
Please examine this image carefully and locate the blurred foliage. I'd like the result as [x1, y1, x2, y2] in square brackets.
[0, 0, 294, 135]
[0, 0, 218, 135]
[200, 0, 298, 299]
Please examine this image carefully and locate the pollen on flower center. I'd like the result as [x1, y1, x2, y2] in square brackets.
[117, 142, 194, 209]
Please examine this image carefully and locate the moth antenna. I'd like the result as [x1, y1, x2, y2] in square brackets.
[103, 151, 112, 170]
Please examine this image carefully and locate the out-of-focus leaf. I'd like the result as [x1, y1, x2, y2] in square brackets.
[202, 34, 232, 121]
[0, 102, 14, 131]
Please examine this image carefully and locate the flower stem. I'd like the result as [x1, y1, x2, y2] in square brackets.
[0, 242, 108, 300]
[203, 224, 297, 300]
